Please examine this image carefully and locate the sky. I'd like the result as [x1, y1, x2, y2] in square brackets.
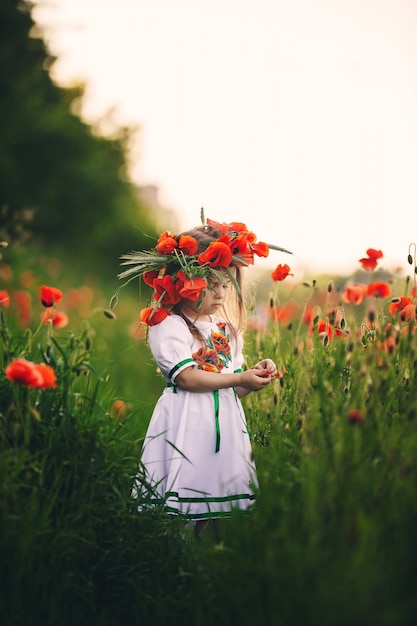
[32, 0, 417, 276]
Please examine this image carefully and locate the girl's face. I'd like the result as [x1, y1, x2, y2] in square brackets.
[181, 278, 230, 320]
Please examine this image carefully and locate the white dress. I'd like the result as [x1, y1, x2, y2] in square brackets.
[133, 313, 258, 521]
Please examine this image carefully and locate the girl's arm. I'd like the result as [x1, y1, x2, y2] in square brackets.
[175, 365, 272, 394]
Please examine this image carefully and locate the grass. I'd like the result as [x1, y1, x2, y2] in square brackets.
[1, 250, 417, 625]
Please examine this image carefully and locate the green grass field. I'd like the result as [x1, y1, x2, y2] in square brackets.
[1, 251, 417, 626]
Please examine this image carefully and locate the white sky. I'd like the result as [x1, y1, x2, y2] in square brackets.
[33, 0, 417, 276]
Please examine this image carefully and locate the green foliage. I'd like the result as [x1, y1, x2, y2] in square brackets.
[0, 0, 159, 274]
[2, 246, 417, 625]
[0, 275, 190, 626]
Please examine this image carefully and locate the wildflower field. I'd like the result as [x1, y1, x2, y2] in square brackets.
[1, 245, 417, 626]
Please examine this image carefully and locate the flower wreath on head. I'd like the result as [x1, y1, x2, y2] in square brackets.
[112, 211, 292, 326]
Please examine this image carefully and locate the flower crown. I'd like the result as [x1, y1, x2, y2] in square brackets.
[115, 215, 291, 326]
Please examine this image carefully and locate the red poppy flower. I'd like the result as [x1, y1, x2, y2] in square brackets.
[359, 257, 378, 271]
[367, 282, 391, 298]
[197, 242, 233, 268]
[206, 219, 249, 235]
[222, 233, 246, 255]
[251, 241, 269, 258]
[346, 409, 364, 424]
[139, 307, 170, 326]
[216, 234, 251, 265]
[178, 235, 198, 255]
[271, 264, 293, 282]
[179, 277, 207, 301]
[41, 309, 69, 328]
[110, 399, 128, 420]
[153, 275, 182, 305]
[156, 231, 178, 254]
[0, 290, 10, 308]
[41, 285, 63, 307]
[342, 284, 367, 305]
[403, 303, 417, 321]
[5, 358, 57, 389]
[143, 270, 159, 287]
[5, 358, 40, 387]
[317, 319, 334, 340]
[389, 296, 412, 316]
[396, 302, 417, 322]
[33, 363, 58, 389]
[359, 249, 383, 271]
[367, 248, 383, 260]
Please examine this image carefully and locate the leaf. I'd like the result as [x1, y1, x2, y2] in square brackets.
[77, 361, 104, 381]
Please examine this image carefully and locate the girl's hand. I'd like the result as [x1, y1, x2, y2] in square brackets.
[252, 358, 278, 380]
[238, 367, 273, 392]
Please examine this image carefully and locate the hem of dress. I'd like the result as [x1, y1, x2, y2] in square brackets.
[137, 491, 256, 520]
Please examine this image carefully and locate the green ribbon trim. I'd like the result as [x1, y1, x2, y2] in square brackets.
[213, 368, 243, 453]
[168, 358, 195, 381]
[213, 389, 220, 453]
[139, 490, 256, 519]
[161, 507, 253, 520]
[162, 490, 255, 503]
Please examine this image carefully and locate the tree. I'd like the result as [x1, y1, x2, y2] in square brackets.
[0, 0, 159, 275]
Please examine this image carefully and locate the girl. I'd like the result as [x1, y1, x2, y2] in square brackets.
[119, 218, 279, 536]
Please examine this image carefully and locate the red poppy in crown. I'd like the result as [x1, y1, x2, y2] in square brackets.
[116, 211, 291, 326]
[197, 241, 233, 268]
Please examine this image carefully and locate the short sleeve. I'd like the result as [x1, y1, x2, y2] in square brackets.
[148, 315, 195, 383]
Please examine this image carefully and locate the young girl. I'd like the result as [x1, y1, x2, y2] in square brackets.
[118, 218, 280, 533]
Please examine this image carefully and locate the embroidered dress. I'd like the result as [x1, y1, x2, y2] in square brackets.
[133, 313, 258, 520]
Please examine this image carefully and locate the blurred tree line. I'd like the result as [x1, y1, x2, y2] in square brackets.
[0, 0, 162, 278]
